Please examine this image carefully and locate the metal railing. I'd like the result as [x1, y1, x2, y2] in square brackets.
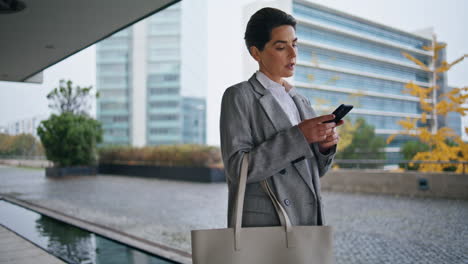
[334, 159, 468, 174]
[1, 156, 467, 174]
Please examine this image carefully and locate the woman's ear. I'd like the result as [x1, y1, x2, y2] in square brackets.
[250, 46, 261, 62]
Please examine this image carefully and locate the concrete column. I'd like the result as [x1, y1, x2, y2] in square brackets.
[131, 19, 148, 147]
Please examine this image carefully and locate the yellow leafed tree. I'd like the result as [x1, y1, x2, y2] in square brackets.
[387, 34, 468, 173]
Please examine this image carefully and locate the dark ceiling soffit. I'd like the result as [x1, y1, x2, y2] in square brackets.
[21, 0, 181, 82]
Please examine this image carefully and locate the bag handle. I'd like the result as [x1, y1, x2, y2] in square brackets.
[260, 180, 287, 226]
[260, 180, 295, 248]
[233, 153, 296, 251]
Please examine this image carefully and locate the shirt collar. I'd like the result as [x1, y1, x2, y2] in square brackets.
[255, 71, 296, 94]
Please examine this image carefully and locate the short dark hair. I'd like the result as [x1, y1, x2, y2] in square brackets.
[244, 7, 296, 54]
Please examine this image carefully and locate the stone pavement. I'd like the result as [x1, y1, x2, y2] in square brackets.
[0, 225, 66, 264]
[0, 165, 467, 264]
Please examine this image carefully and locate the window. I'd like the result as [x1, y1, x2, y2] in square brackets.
[104, 128, 129, 137]
[100, 102, 128, 111]
[149, 101, 179, 108]
[99, 64, 128, 73]
[149, 127, 180, 134]
[149, 114, 179, 121]
[100, 115, 129, 123]
[149, 87, 180, 95]
[99, 89, 127, 97]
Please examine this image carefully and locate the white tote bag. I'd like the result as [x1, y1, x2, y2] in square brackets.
[191, 153, 335, 264]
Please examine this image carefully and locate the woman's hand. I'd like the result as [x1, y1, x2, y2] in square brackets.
[318, 120, 344, 153]
[298, 115, 344, 152]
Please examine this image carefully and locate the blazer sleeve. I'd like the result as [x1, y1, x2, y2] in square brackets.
[311, 143, 336, 177]
[220, 86, 314, 185]
[304, 97, 336, 177]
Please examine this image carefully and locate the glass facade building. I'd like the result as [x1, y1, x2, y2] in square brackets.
[96, 3, 206, 146]
[146, 4, 182, 146]
[182, 97, 206, 145]
[96, 29, 132, 145]
[289, 0, 460, 160]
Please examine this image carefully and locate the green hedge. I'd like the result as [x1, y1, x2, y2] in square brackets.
[98, 144, 223, 168]
[37, 113, 103, 167]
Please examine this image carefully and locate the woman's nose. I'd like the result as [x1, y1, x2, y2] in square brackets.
[288, 45, 297, 58]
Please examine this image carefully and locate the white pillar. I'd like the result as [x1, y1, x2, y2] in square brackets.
[131, 19, 148, 147]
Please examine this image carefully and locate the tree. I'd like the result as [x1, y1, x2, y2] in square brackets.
[37, 113, 102, 167]
[11, 134, 38, 156]
[47, 79, 98, 115]
[0, 133, 15, 156]
[387, 34, 467, 173]
[37, 80, 102, 167]
[336, 117, 359, 153]
[336, 118, 386, 168]
[399, 140, 430, 170]
[0, 133, 44, 157]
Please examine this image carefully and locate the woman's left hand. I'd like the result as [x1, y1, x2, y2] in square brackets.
[318, 120, 344, 153]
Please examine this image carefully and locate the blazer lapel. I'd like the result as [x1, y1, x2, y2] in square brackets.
[291, 93, 312, 120]
[248, 74, 292, 132]
[289, 95, 317, 199]
[249, 74, 318, 199]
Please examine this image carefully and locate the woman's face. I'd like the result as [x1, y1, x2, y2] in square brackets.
[251, 25, 297, 82]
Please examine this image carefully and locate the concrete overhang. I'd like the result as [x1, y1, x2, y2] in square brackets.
[0, 0, 179, 84]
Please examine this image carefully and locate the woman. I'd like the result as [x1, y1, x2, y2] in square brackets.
[220, 7, 343, 228]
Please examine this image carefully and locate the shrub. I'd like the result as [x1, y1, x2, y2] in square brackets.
[98, 144, 222, 168]
[37, 113, 102, 167]
[399, 140, 430, 170]
[336, 118, 386, 168]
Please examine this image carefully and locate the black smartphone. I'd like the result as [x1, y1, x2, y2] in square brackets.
[324, 104, 353, 123]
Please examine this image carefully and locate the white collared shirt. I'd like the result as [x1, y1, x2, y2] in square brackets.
[255, 71, 302, 126]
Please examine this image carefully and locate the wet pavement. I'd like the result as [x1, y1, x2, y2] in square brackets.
[0, 225, 66, 264]
[0, 165, 467, 264]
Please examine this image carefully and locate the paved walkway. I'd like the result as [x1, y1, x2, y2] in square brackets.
[0, 165, 467, 264]
[0, 225, 66, 264]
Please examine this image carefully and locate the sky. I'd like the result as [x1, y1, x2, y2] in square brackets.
[0, 0, 467, 144]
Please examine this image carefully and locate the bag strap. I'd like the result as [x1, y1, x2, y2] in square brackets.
[260, 180, 295, 248]
[261, 180, 287, 226]
[233, 153, 249, 251]
[233, 153, 295, 251]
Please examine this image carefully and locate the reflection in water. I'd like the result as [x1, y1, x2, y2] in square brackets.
[0, 200, 176, 264]
[36, 215, 96, 263]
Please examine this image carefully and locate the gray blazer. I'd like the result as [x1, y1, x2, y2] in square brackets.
[220, 73, 336, 228]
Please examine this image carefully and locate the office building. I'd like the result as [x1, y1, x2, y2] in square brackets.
[243, 0, 461, 160]
[96, 1, 207, 146]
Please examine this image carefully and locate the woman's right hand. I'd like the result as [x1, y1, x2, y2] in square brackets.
[298, 114, 337, 144]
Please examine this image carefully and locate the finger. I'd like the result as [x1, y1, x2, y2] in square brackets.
[315, 122, 336, 131]
[325, 132, 337, 139]
[321, 125, 336, 134]
[312, 114, 335, 124]
[313, 133, 328, 143]
[317, 126, 333, 134]
[323, 133, 338, 142]
[313, 128, 338, 143]
[315, 129, 334, 141]
[320, 139, 338, 148]
[335, 120, 345, 127]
